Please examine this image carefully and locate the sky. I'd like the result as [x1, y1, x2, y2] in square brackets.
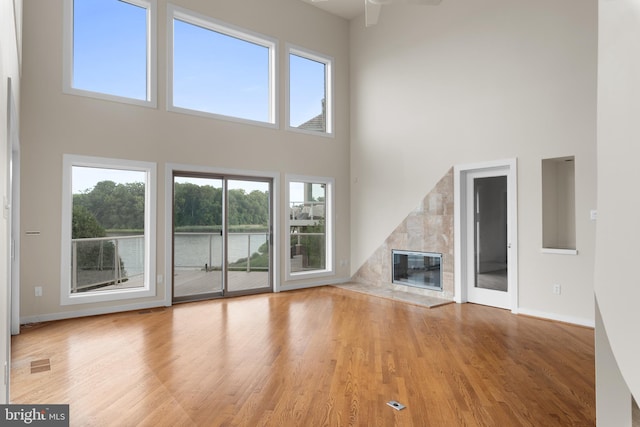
[73, 0, 147, 100]
[73, 0, 326, 126]
[73, 166, 145, 194]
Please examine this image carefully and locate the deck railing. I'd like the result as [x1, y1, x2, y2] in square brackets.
[71, 235, 144, 293]
[173, 232, 269, 272]
[72, 230, 329, 292]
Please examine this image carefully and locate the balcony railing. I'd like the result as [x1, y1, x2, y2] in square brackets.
[71, 232, 271, 292]
[71, 235, 144, 293]
[173, 232, 269, 272]
[71, 229, 328, 292]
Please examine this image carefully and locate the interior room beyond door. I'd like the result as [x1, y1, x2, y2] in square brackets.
[466, 171, 510, 309]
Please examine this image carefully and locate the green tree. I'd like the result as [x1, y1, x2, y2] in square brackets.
[72, 205, 106, 239]
[71, 204, 127, 290]
[174, 182, 222, 228]
[74, 181, 145, 231]
[300, 219, 325, 269]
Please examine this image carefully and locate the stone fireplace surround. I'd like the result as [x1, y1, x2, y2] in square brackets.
[349, 168, 454, 304]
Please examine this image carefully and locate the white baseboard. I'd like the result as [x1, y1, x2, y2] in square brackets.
[20, 301, 165, 325]
[278, 277, 350, 292]
[20, 280, 352, 325]
[516, 307, 594, 328]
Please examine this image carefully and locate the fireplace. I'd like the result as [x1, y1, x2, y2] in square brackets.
[392, 250, 442, 291]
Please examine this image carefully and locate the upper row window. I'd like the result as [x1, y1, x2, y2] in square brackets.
[288, 46, 333, 136]
[63, 0, 157, 107]
[63, 1, 333, 135]
[167, 5, 276, 126]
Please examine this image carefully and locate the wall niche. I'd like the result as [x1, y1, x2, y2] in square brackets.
[542, 156, 576, 253]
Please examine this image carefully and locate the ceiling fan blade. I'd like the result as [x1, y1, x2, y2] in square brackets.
[365, 0, 383, 26]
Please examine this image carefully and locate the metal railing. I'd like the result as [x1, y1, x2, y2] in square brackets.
[71, 235, 144, 293]
[173, 232, 269, 272]
[71, 230, 325, 292]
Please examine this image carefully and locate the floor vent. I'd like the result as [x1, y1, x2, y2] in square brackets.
[31, 359, 51, 374]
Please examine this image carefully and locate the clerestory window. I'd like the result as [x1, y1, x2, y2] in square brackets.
[287, 45, 333, 136]
[168, 5, 277, 126]
[61, 155, 157, 305]
[63, 0, 157, 107]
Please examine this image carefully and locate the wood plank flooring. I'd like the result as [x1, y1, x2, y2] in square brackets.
[11, 286, 595, 426]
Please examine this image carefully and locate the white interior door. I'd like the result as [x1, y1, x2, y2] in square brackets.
[465, 168, 511, 309]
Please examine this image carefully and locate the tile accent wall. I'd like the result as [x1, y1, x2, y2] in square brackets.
[351, 168, 455, 301]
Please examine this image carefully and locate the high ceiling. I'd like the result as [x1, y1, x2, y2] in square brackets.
[299, 0, 364, 20]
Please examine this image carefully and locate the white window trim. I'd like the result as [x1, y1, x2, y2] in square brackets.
[285, 174, 335, 281]
[167, 4, 278, 129]
[286, 43, 334, 138]
[62, 0, 158, 108]
[60, 155, 157, 305]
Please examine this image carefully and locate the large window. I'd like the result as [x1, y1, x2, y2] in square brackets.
[63, 0, 157, 106]
[168, 5, 277, 126]
[286, 175, 334, 279]
[288, 45, 333, 136]
[61, 155, 156, 305]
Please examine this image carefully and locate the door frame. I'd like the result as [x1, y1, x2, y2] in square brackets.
[454, 158, 518, 312]
[7, 78, 20, 336]
[164, 163, 280, 306]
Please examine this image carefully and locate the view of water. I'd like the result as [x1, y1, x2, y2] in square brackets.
[115, 233, 268, 277]
[173, 233, 268, 268]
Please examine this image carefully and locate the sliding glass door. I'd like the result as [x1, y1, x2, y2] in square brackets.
[173, 176, 224, 300]
[173, 174, 272, 302]
[226, 179, 271, 293]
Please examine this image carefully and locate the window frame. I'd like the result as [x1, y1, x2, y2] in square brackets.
[167, 4, 278, 128]
[286, 44, 334, 137]
[62, 0, 158, 107]
[285, 174, 335, 281]
[60, 155, 157, 305]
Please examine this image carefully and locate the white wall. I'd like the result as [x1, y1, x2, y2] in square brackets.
[1, 0, 22, 403]
[350, 0, 597, 324]
[19, 0, 350, 321]
[596, 0, 640, 415]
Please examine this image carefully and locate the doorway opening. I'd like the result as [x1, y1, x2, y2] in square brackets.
[171, 172, 273, 302]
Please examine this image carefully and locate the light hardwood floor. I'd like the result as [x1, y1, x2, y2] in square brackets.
[11, 286, 595, 426]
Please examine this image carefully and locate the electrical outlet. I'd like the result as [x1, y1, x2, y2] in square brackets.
[35, 286, 43, 297]
[552, 284, 561, 295]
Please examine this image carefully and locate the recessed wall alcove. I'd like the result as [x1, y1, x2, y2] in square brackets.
[350, 168, 455, 302]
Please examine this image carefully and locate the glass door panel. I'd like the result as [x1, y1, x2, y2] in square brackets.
[226, 179, 271, 294]
[473, 175, 508, 292]
[173, 176, 223, 300]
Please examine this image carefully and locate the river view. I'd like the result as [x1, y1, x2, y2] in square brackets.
[115, 232, 268, 278]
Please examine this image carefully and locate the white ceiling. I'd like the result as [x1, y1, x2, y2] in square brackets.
[300, 0, 364, 21]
